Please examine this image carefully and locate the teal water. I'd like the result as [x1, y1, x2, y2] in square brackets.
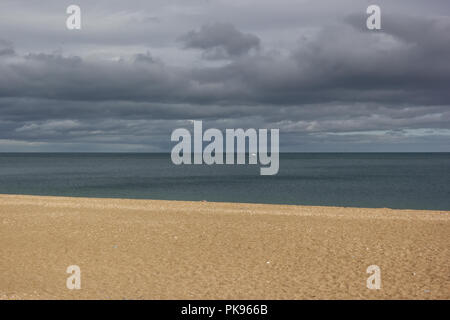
[0, 153, 448, 210]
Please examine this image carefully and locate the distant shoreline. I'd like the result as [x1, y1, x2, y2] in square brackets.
[0, 193, 449, 214]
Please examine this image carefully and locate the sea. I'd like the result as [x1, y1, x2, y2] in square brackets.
[0, 153, 448, 210]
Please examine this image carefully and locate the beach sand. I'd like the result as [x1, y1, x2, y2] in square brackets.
[0, 194, 448, 300]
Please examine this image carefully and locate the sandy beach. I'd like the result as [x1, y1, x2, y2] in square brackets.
[0, 194, 448, 300]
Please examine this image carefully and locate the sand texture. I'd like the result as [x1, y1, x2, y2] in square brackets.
[0, 194, 449, 299]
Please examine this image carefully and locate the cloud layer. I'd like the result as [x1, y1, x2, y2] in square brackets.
[0, 0, 449, 151]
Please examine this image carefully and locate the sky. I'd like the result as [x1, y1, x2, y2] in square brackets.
[0, 0, 449, 152]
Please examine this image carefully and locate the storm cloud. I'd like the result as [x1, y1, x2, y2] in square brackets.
[179, 23, 260, 59]
[0, 0, 449, 152]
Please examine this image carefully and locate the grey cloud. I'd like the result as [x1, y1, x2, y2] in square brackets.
[0, 1, 449, 151]
[179, 23, 260, 59]
[1, 14, 449, 108]
[0, 39, 15, 56]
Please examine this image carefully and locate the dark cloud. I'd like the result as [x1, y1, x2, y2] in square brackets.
[0, 39, 15, 56]
[0, 1, 449, 151]
[179, 23, 260, 59]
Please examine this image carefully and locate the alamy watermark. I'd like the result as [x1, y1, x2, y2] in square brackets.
[171, 121, 279, 175]
[366, 265, 381, 290]
[66, 5, 81, 30]
[66, 265, 81, 290]
[366, 5, 381, 30]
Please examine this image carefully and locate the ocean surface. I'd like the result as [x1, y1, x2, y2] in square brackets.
[0, 153, 449, 210]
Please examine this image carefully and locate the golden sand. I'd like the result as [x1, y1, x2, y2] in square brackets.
[0, 194, 448, 300]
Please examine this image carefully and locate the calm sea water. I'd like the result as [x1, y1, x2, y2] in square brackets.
[0, 153, 448, 210]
